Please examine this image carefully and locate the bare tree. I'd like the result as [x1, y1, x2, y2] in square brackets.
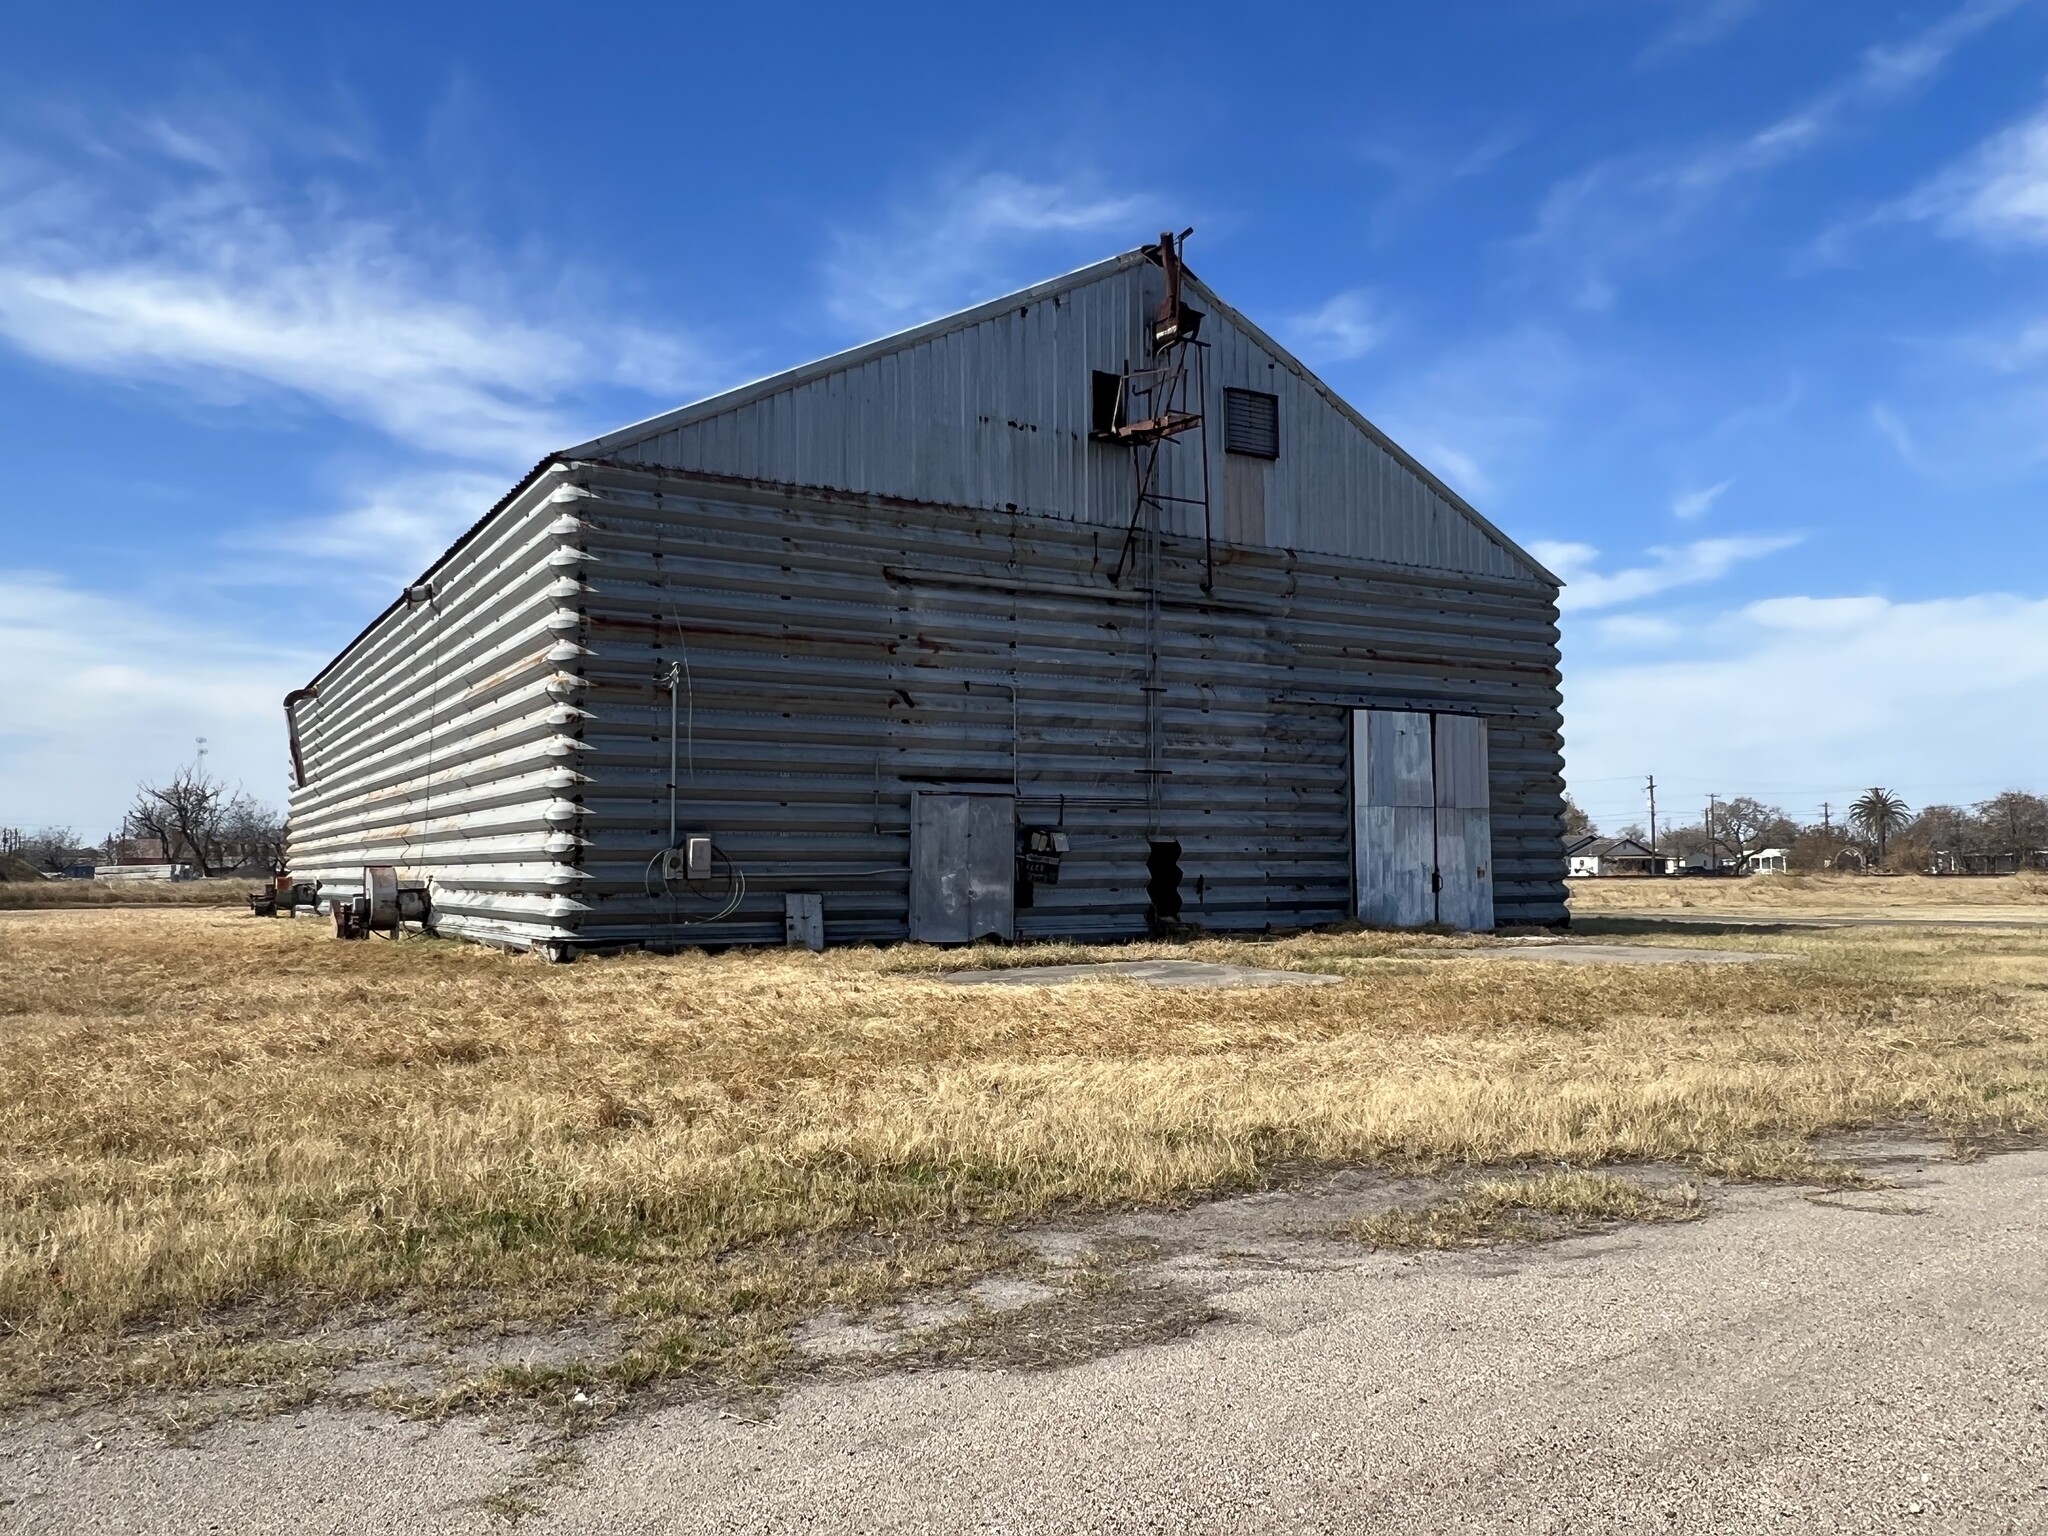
[1659, 821, 1714, 862]
[1975, 790, 2048, 853]
[0, 826, 22, 856]
[1790, 823, 1851, 872]
[1715, 797, 1797, 865]
[21, 826, 81, 871]
[1562, 795, 1596, 839]
[128, 764, 230, 877]
[218, 795, 286, 873]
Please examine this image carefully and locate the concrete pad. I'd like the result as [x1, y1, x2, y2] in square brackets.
[941, 959, 1343, 989]
[1405, 942, 1786, 966]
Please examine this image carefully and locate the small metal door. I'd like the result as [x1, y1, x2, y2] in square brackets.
[909, 791, 1016, 943]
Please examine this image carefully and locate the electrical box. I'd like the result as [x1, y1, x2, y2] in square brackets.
[660, 835, 715, 883]
[1018, 827, 1069, 886]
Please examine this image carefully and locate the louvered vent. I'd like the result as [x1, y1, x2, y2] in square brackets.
[1223, 388, 1279, 458]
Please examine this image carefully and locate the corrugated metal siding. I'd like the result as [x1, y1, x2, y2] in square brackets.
[603, 262, 1533, 583]
[284, 467, 588, 949]
[533, 463, 1564, 950]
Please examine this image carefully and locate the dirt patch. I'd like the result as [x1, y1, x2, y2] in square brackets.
[942, 959, 1344, 989]
[1346, 1170, 1708, 1249]
[880, 1271, 1221, 1375]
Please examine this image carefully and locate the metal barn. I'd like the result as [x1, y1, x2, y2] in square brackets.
[283, 238, 1568, 956]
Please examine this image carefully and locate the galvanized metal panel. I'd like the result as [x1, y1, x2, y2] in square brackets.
[908, 792, 970, 942]
[586, 259, 1545, 585]
[1357, 805, 1437, 928]
[1433, 713, 1491, 811]
[283, 467, 588, 950]
[1360, 711, 1435, 809]
[290, 458, 1567, 953]
[1433, 715, 1494, 931]
[1353, 710, 1437, 928]
[1435, 807, 1495, 932]
[909, 791, 1015, 943]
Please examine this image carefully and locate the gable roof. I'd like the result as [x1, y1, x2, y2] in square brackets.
[563, 246, 1559, 587]
[1575, 836, 1660, 859]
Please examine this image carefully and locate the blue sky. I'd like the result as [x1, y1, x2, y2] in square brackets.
[5, 0, 2048, 839]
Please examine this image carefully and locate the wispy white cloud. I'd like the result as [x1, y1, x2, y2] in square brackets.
[1283, 289, 1388, 363]
[1670, 479, 1732, 521]
[1636, 0, 1763, 68]
[0, 121, 716, 459]
[226, 468, 508, 591]
[1525, 0, 2023, 304]
[0, 573, 317, 828]
[1533, 533, 1801, 611]
[1565, 590, 2048, 803]
[0, 109, 741, 835]
[821, 170, 1158, 334]
[1893, 96, 2048, 248]
[1870, 402, 1924, 468]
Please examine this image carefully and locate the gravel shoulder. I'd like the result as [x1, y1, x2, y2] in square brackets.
[7, 1148, 2045, 1535]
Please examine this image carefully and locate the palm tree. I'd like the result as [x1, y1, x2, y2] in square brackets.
[1849, 787, 1911, 868]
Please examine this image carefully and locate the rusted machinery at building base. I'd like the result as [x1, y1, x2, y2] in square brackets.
[247, 865, 431, 941]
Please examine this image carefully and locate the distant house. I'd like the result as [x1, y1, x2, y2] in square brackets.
[1567, 835, 1667, 878]
[1747, 847, 1791, 875]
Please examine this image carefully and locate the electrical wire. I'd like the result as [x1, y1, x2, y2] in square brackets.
[643, 845, 747, 926]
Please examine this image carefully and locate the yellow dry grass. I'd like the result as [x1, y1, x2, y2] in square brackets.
[3, 907, 2047, 1405]
[0, 878, 258, 911]
[1568, 871, 2048, 914]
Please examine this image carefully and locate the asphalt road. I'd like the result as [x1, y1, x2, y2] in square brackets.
[8, 1151, 2046, 1534]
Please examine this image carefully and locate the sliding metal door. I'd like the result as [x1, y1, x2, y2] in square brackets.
[1352, 710, 1494, 932]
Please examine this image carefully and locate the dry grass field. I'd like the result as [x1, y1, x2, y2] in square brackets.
[4, 903, 2047, 1414]
[1568, 870, 2048, 916]
[0, 877, 259, 911]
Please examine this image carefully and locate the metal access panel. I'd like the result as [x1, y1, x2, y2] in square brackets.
[1432, 714, 1495, 932]
[1353, 711, 1437, 928]
[909, 791, 1017, 943]
[784, 892, 825, 952]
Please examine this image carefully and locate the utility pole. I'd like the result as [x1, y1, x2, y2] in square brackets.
[1821, 802, 1832, 836]
[1707, 794, 1719, 872]
[1646, 775, 1658, 851]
